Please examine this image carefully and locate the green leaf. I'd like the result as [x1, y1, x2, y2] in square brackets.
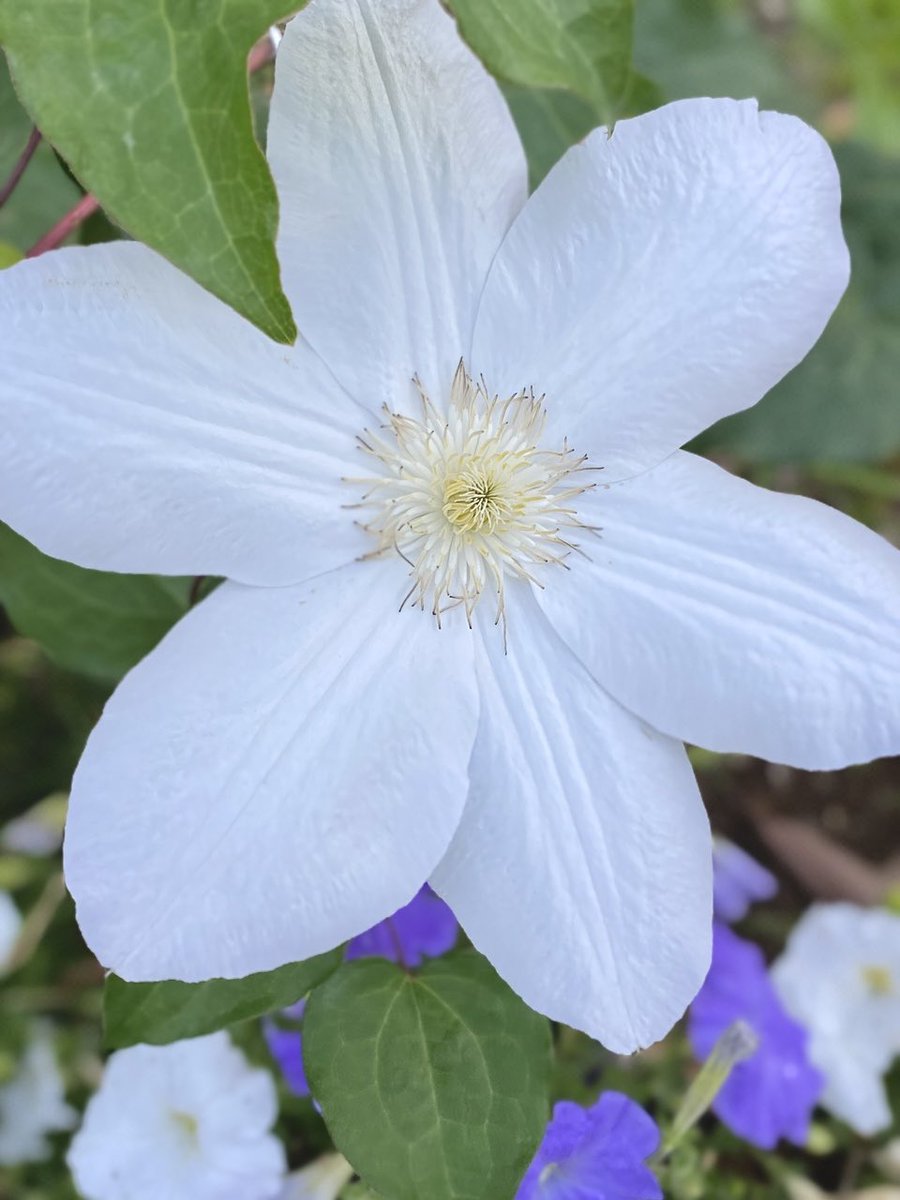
[0, 2, 298, 344]
[0, 524, 191, 682]
[0, 240, 21, 267]
[632, 0, 808, 118]
[502, 73, 662, 189]
[449, 0, 634, 124]
[698, 141, 900, 464]
[104, 948, 343, 1049]
[304, 950, 552, 1200]
[0, 55, 80, 252]
[502, 83, 599, 188]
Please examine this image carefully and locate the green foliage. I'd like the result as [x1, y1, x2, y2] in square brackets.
[796, 0, 900, 154]
[0, 1, 298, 344]
[632, 0, 808, 118]
[0, 525, 191, 683]
[449, 0, 633, 124]
[503, 69, 661, 187]
[700, 141, 900, 463]
[503, 84, 599, 188]
[0, 239, 20, 267]
[104, 948, 343, 1049]
[0, 57, 80, 253]
[304, 950, 552, 1200]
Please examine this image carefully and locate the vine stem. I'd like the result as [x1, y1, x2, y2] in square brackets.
[26, 192, 100, 258]
[0, 126, 42, 209]
[247, 35, 276, 73]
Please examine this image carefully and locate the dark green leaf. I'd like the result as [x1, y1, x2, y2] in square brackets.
[304, 950, 552, 1200]
[0, 54, 80, 251]
[449, 0, 634, 124]
[104, 948, 343, 1048]
[0, 2, 298, 343]
[698, 142, 900, 464]
[502, 83, 599, 188]
[0, 524, 191, 682]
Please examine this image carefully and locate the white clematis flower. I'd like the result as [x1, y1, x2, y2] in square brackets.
[0, 1024, 76, 1166]
[67, 1032, 285, 1200]
[772, 903, 900, 1136]
[0, 0, 897, 1052]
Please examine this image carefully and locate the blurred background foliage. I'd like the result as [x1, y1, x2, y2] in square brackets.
[1, 0, 899, 1197]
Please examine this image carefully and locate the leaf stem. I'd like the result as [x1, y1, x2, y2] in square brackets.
[0, 125, 42, 209]
[26, 192, 100, 257]
[385, 917, 410, 970]
[2, 871, 67, 976]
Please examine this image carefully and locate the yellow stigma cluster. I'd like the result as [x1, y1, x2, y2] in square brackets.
[350, 362, 595, 630]
[861, 964, 893, 996]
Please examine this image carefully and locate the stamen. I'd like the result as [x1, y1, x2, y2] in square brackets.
[350, 361, 596, 631]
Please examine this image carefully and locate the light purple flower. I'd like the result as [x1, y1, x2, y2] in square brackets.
[688, 923, 823, 1149]
[345, 885, 458, 966]
[266, 887, 457, 1093]
[516, 1092, 661, 1200]
[712, 838, 777, 924]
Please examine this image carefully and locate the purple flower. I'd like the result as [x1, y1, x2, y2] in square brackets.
[267, 887, 458, 1093]
[688, 923, 823, 1149]
[263, 1001, 309, 1097]
[517, 1092, 661, 1200]
[712, 838, 777, 924]
[345, 885, 458, 967]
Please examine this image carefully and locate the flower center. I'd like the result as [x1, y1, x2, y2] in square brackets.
[442, 468, 510, 533]
[350, 362, 594, 631]
[169, 1109, 200, 1152]
[861, 964, 893, 996]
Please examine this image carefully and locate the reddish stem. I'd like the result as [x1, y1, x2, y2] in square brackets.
[0, 126, 42, 209]
[26, 192, 100, 258]
[385, 917, 411, 971]
[248, 36, 275, 74]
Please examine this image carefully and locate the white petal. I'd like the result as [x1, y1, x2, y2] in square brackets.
[280, 1155, 354, 1200]
[817, 1056, 893, 1137]
[538, 452, 900, 769]
[473, 98, 848, 479]
[67, 1033, 285, 1200]
[0, 890, 21, 969]
[430, 589, 711, 1053]
[0, 1026, 75, 1167]
[267, 0, 527, 413]
[0, 243, 366, 584]
[772, 904, 900, 1137]
[64, 561, 478, 981]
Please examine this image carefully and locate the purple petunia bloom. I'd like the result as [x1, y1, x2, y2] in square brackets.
[712, 838, 777, 924]
[688, 923, 823, 1149]
[516, 1092, 662, 1200]
[263, 1002, 309, 1098]
[345, 884, 458, 966]
[266, 887, 458, 1093]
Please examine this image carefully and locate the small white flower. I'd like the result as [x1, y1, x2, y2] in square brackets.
[280, 1154, 354, 1200]
[0, 889, 22, 969]
[772, 903, 900, 1135]
[0, 1024, 76, 1165]
[1, 0, 898, 1052]
[67, 1032, 286, 1200]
